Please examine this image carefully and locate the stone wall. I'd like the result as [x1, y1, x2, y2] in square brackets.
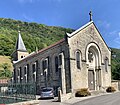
[111, 80, 120, 91]
[13, 39, 71, 94]
[67, 22, 111, 91]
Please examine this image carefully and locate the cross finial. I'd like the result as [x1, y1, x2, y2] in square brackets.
[89, 11, 93, 21]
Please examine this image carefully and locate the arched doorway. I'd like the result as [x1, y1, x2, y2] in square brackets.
[86, 43, 101, 90]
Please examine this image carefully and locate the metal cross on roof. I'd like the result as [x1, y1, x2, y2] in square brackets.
[89, 11, 93, 21]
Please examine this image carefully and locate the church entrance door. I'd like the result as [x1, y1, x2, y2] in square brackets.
[86, 43, 101, 91]
[88, 70, 95, 90]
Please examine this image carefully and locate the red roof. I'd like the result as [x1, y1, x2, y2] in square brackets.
[15, 38, 65, 64]
[38, 38, 65, 53]
[0, 79, 9, 84]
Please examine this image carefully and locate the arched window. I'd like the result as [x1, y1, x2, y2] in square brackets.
[32, 63, 36, 73]
[17, 68, 20, 83]
[105, 57, 108, 72]
[24, 66, 27, 83]
[26, 64, 29, 82]
[55, 56, 59, 72]
[76, 51, 81, 69]
[24, 66, 27, 75]
[88, 51, 94, 63]
[59, 54, 62, 65]
[42, 58, 48, 75]
[19, 67, 22, 83]
[18, 68, 20, 76]
[32, 62, 37, 82]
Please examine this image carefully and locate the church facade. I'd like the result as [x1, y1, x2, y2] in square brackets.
[12, 20, 111, 95]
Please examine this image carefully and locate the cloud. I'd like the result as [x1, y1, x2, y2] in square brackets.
[109, 30, 118, 35]
[97, 20, 110, 29]
[114, 31, 120, 45]
[105, 30, 120, 48]
[118, 32, 120, 37]
[22, 14, 34, 22]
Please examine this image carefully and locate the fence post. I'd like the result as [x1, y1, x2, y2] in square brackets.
[58, 87, 62, 102]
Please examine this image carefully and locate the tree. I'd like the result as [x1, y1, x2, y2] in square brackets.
[0, 63, 12, 78]
[112, 63, 120, 80]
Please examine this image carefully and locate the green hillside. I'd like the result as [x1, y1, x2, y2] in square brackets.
[0, 18, 74, 56]
[111, 48, 120, 80]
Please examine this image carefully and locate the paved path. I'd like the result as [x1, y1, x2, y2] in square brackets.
[38, 98, 67, 105]
[38, 97, 85, 105]
[72, 92, 120, 105]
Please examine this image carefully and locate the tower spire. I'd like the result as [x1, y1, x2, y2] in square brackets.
[15, 31, 27, 52]
[12, 31, 29, 61]
[89, 11, 93, 21]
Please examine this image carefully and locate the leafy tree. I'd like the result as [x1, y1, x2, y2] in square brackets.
[0, 63, 12, 78]
[111, 48, 120, 80]
[112, 63, 120, 80]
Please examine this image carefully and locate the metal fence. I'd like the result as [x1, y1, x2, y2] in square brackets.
[0, 83, 37, 104]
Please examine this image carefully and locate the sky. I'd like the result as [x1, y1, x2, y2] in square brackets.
[0, 0, 120, 49]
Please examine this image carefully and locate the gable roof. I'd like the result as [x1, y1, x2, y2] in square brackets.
[67, 21, 110, 51]
[15, 31, 27, 52]
[66, 21, 93, 37]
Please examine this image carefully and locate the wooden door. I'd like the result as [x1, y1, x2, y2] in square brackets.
[88, 70, 95, 90]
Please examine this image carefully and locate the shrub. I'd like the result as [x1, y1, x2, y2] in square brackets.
[106, 86, 116, 93]
[75, 88, 91, 97]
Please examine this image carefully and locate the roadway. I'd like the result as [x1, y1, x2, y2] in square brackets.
[72, 92, 120, 105]
[39, 92, 120, 105]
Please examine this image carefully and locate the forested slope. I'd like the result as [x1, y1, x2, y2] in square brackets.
[0, 18, 73, 56]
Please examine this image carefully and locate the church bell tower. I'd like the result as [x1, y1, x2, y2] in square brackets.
[12, 31, 29, 61]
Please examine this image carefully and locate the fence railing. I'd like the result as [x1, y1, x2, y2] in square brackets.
[0, 82, 37, 104]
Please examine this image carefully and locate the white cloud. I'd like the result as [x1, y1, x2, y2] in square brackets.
[109, 30, 118, 35]
[22, 14, 34, 22]
[97, 20, 110, 29]
[114, 38, 120, 45]
[105, 30, 120, 48]
[114, 31, 120, 45]
[118, 32, 120, 37]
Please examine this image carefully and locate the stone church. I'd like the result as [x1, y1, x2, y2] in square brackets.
[12, 14, 111, 96]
